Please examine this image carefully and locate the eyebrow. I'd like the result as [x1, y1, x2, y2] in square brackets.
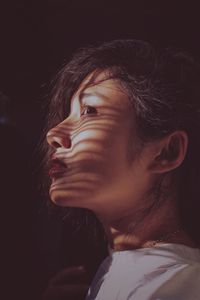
[79, 91, 111, 102]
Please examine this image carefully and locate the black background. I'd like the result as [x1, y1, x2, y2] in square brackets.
[1, 0, 200, 142]
[1, 1, 200, 299]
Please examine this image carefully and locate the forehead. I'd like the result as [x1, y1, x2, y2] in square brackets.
[72, 71, 130, 107]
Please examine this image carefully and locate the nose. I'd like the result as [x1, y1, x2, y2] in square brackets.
[46, 126, 71, 149]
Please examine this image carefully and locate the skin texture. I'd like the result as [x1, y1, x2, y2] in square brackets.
[45, 71, 195, 300]
[47, 71, 193, 250]
[47, 73, 152, 220]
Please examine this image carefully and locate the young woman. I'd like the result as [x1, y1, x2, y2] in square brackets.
[43, 39, 200, 299]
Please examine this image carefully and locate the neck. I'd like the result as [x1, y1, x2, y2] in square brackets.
[99, 198, 196, 251]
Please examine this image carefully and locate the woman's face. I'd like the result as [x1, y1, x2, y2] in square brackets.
[47, 72, 153, 222]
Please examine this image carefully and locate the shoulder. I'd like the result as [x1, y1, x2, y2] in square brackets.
[150, 262, 200, 300]
[87, 245, 200, 300]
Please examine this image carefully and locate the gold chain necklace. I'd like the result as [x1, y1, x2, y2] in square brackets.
[143, 228, 182, 248]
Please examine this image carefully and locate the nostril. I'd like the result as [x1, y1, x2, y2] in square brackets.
[51, 138, 71, 149]
[47, 131, 71, 149]
[52, 141, 62, 148]
[64, 138, 71, 149]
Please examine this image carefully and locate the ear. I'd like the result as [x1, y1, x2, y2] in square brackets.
[148, 130, 188, 174]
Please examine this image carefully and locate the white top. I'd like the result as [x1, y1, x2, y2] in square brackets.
[86, 243, 200, 300]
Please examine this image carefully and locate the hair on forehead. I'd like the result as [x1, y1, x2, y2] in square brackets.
[77, 68, 128, 100]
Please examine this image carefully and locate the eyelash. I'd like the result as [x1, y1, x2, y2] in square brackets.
[81, 105, 98, 116]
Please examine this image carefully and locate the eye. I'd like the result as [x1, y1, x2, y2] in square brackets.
[81, 105, 97, 116]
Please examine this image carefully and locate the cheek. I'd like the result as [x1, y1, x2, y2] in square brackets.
[74, 129, 109, 149]
[49, 120, 131, 207]
[71, 122, 120, 165]
[49, 129, 115, 205]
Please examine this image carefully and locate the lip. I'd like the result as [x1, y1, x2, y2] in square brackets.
[48, 158, 67, 179]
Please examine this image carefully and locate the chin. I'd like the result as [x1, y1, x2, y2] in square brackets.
[50, 195, 69, 207]
[49, 189, 92, 208]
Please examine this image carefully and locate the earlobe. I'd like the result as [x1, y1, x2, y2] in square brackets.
[148, 131, 188, 174]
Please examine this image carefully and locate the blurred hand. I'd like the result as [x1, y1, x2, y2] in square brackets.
[41, 266, 90, 300]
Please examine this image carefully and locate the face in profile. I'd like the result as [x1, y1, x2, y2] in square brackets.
[47, 72, 152, 221]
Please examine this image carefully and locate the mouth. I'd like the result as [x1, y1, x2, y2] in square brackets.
[48, 158, 67, 179]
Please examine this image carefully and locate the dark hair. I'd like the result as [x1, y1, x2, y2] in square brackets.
[42, 39, 200, 245]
